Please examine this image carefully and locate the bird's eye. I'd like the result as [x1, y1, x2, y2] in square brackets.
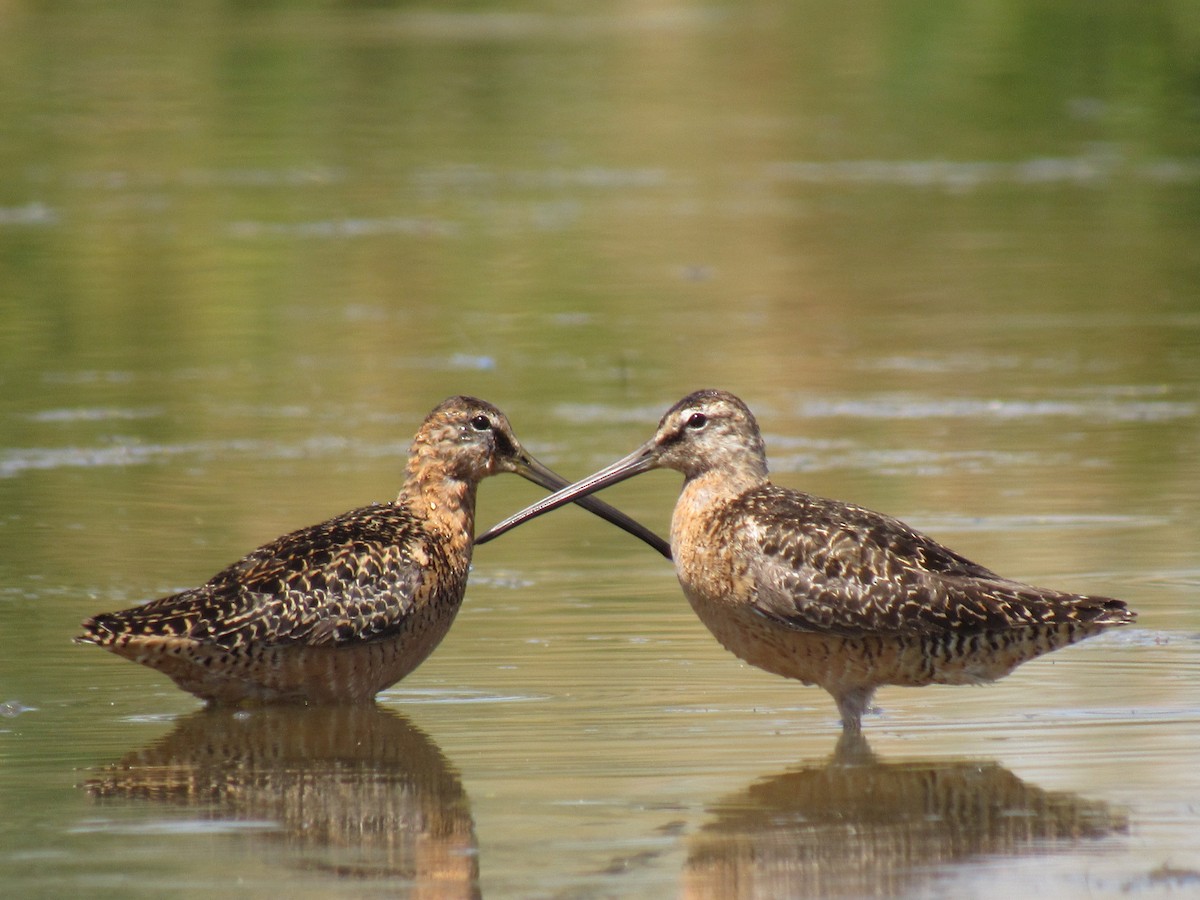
[470, 415, 492, 431]
[686, 412, 708, 430]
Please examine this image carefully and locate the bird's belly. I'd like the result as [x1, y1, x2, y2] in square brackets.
[111, 603, 462, 705]
[682, 599, 909, 691]
[681, 588, 1096, 693]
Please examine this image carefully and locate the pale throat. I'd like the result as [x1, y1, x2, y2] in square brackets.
[398, 455, 480, 544]
[671, 465, 762, 551]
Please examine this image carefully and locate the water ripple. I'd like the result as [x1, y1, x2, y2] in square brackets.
[763, 153, 1200, 190]
[797, 394, 1196, 423]
[0, 436, 406, 479]
[227, 215, 458, 239]
[26, 407, 163, 424]
[70, 818, 278, 836]
[0, 202, 57, 226]
[771, 445, 1073, 477]
[379, 687, 551, 705]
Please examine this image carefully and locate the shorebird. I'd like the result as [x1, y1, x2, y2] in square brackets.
[77, 396, 670, 705]
[477, 389, 1136, 732]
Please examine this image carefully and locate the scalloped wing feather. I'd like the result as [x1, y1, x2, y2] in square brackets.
[740, 487, 1132, 637]
[86, 504, 439, 650]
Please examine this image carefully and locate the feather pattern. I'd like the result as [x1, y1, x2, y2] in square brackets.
[77, 396, 669, 705]
[476, 389, 1137, 733]
[85, 505, 437, 652]
[740, 486, 1129, 638]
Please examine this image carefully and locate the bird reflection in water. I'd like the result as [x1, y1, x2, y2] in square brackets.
[84, 705, 479, 897]
[682, 734, 1127, 898]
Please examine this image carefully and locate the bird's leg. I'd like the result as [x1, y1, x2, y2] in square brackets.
[834, 686, 876, 734]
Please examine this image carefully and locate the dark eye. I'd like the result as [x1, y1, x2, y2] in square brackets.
[470, 415, 492, 431]
[686, 412, 708, 429]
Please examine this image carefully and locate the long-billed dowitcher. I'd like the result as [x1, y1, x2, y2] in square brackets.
[477, 389, 1136, 732]
[77, 396, 670, 705]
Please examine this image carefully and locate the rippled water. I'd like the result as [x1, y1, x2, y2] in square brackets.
[2, 2, 1199, 897]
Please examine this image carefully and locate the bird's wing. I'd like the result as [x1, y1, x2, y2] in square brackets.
[740, 488, 1118, 637]
[96, 505, 441, 649]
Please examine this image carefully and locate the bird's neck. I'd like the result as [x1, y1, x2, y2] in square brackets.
[672, 465, 765, 544]
[397, 459, 479, 547]
[685, 459, 766, 501]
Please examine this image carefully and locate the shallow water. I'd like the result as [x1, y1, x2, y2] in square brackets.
[2, 2, 1199, 897]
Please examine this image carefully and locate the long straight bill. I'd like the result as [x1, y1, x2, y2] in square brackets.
[480, 441, 660, 550]
[510, 445, 669, 559]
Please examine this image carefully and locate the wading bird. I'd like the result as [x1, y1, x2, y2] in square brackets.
[477, 390, 1135, 732]
[78, 396, 670, 705]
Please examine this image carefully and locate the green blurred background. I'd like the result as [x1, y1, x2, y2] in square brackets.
[1, 2, 1198, 896]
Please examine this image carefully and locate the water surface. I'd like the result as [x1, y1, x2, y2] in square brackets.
[1, 2, 1198, 897]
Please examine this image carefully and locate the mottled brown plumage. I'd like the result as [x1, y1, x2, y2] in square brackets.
[77, 396, 669, 704]
[477, 389, 1136, 732]
[684, 733, 1125, 898]
[86, 706, 480, 890]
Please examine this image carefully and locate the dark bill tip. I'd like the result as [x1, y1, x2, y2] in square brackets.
[480, 443, 662, 553]
[506, 446, 669, 559]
